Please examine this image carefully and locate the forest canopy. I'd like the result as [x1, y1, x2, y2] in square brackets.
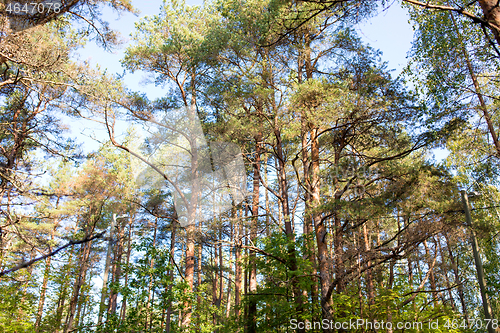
[1, 0, 500, 332]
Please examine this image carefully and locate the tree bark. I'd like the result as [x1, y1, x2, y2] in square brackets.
[144, 217, 158, 330]
[247, 133, 261, 333]
[182, 90, 200, 328]
[449, 9, 500, 158]
[363, 223, 375, 308]
[311, 127, 333, 329]
[35, 222, 58, 332]
[299, 65, 318, 312]
[445, 233, 469, 320]
[98, 213, 117, 325]
[108, 215, 125, 316]
[163, 219, 177, 333]
[226, 233, 233, 319]
[438, 237, 457, 311]
[235, 207, 243, 318]
[64, 235, 94, 333]
[55, 245, 74, 332]
[274, 126, 305, 332]
[423, 239, 438, 306]
[120, 217, 134, 323]
[35, 255, 51, 331]
[478, 0, 500, 46]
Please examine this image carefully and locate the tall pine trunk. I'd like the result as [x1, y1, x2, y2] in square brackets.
[98, 213, 117, 325]
[274, 126, 305, 331]
[164, 219, 177, 333]
[235, 207, 243, 318]
[181, 78, 199, 328]
[311, 126, 333, 329]
[247, 134, 261, 333]
[145, 217, 158, 330]
[120, 217, 134, 323]
[64, 237, 93, 333]
[35, 222, 58, 331]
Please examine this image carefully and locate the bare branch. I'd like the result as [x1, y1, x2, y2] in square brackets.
[0, 231, 106, 277]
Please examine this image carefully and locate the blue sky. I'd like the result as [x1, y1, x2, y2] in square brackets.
[77, 0, 414, 93]
[72, 0, 423, 154]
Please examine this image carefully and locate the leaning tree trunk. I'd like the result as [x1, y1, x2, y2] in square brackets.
[449, 9, 500, 158]
[64, 235, 93, 333]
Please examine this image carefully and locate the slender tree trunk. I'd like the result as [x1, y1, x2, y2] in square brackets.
[333, 210, 345, 294]
[450, 10, 500, 157]
[55, 245, 74, 332]
[264, 156, 270, 235]
[18, 249, 35, 324]
[226, 230, 233, 319]
[120, 217, 133, 323]
[262, 155, 274, 325]
[182, 226, 196, 328]
[302, 31, 333, 329]
[108, 216, 125, 315]
[218, 229, 224, 310]
[275, 157, 283, 226]
[363, 223, 375, 308]
[387, 257, 395, 333]
[438, 237, 457, 311]
[247, 133, 261, 333]
[75, 289, 83, 328]
[197, 242, 203, 308]
[212, 243, 219, 326]
[299, 75, 318, 311]
[75, 267, 93, 328]
[243, 218, 249, 333]
[423, 239, 438, 306]
[311, 126, 333, 329]
[235, 207, 243, 318]
[64, 236, 93, 333]
[82, 265, 95, 326]
[98, 213, 117, 325]
[64, 212, 99, 333]
[274, 126, 305, 332]
[35, 223, 58, 332]
[80, 291, 88, 327]
[164, 219, 177, 333]
[145, 217, 158, 330]
[356, 233, 363, 319]
[445, 233, 469, 320]
[35, 255, 51, 331]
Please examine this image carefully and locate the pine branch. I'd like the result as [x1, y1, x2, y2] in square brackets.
[0, 231, 106, 277]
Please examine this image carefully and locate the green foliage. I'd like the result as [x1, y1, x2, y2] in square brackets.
[0, 273, 36, 332]
[2, 1, 500, 332]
